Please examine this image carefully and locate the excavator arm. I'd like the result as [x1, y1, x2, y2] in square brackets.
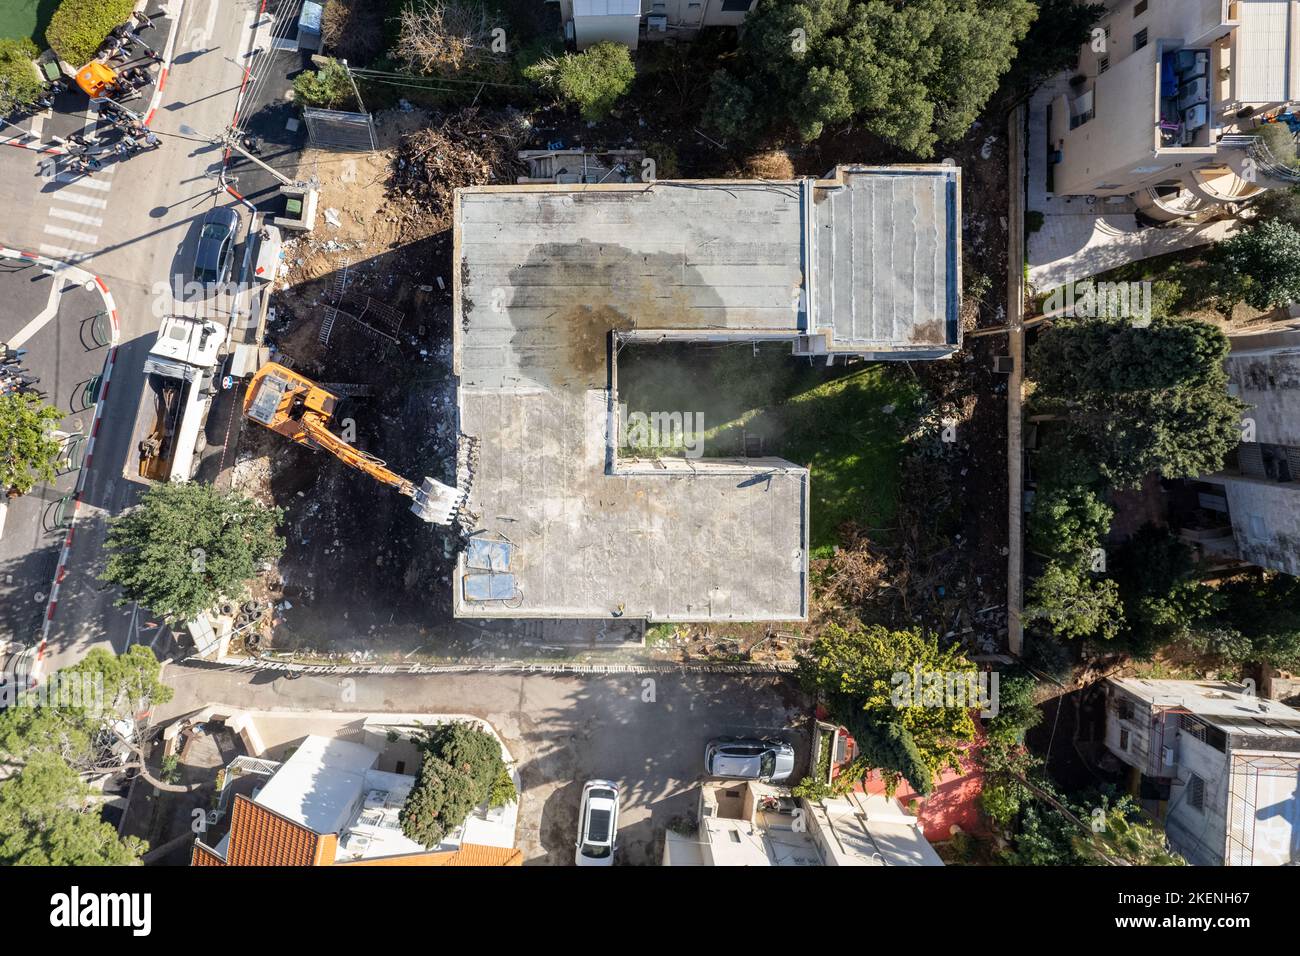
[243, 362, 460, 524]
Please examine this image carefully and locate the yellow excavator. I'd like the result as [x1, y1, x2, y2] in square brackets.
[243, 362, 460, 524]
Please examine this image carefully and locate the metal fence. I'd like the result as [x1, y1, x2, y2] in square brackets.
[302, 108, 377, 152]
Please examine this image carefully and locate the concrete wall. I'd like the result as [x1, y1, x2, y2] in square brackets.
[1163, 732, 1231, 865]
[1222, 477, 1300, 575]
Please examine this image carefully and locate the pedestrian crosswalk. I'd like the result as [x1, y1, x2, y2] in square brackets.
[38, 159, 117, 263]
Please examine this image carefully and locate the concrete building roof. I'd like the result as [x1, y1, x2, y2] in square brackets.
[1109, 678, 1300, 734]
[451, 166, 960, 621]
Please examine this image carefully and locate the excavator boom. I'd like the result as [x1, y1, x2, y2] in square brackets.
[243, 362, 459, 524]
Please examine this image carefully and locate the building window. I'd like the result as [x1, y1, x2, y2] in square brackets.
[395, 760, 405, 775]
[1117, 698, 1134, 720]
[1188, 773, 1205, 811]
[1134, 0, 1148, 15]
[1134, 28, 1148, 51]
[1119, 728, 1130, 751]
[1098, 56, 1110, 74]
[720, 0, 753, 10]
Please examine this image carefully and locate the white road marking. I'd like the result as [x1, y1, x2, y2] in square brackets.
[59, 176, 112, 192]
[39, 243, 87, 259]
[7, 277, 62, 348]
[49, 191, 108, 209]
[48, 207, 104, 226]
[43, 224, 99, 243]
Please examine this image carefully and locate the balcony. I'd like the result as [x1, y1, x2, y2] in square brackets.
[1158, 46, 1213, 148]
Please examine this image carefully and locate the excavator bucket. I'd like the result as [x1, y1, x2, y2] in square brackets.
[410, 477, 461, 525]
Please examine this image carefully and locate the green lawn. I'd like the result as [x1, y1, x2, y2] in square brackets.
[0, 0, 59, 46]
[618, 343, 920, 557]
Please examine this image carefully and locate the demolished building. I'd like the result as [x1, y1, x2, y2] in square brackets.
[450, 165, 962, 622]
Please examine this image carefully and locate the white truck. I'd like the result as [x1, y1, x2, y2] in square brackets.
[128, 314, 226, 483]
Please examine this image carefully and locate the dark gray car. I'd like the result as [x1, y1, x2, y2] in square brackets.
[192, 206, 240, 285]
[704, 736, 796, 783]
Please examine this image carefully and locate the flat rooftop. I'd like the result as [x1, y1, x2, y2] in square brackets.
[451, 166, 961, 621]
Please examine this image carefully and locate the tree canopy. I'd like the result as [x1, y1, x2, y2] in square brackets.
[1031, 317, 1245, 488]
[0, 647, 180, 865]
[0, 38, 43, 117]
[706, 0, 1035, 152]
[399, 721, 515, 848]
[0, 393, 64, 497]
[101, 481, 284, 623]
[1025, 560, 1123, 642]
[523, 41, 635, 121]
[1027, 483, 1112, 560]
[797, 623, 978, 795]
[1214, 219, 1300, 311]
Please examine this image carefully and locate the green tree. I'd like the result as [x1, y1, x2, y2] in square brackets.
[399, 755, 479, 848]
[523, 41, 635, 121]
[1113, 525, 1216, 658]
[292, 57, 357, 109]
[46, 0, 137, 68]
[709, 0, 1034, 153]
[1005, 0, 1104, 92]
[1027, 482, 1112, 559]
[1025, 560, 1123, 641]
[1192, 572, 1300, 668]
[0, 753, 146, 865]
[1214, 219, 1300, 311]
[1031, 318, 1245, 488]
[797, 623, 978, 795]
[399, 721, 512, 848]
[984, 671, 1042, 746]
[101, 482, 284, 623]
[0, 38, 43, 116]
[0, 393, 63, 498]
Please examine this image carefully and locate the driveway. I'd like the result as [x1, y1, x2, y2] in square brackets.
[155, 664, 812, 865]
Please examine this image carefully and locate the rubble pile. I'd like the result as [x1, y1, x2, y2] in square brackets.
[389, 109, 527, 223]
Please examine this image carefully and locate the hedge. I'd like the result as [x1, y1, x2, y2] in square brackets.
[46, 0, 138, 68]
[0, 39, 43, 115]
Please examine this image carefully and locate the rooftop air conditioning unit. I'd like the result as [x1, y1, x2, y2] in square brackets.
[648, 14, 668, 30]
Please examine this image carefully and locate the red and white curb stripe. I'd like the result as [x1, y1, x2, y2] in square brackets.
[0, 249, 121, 684]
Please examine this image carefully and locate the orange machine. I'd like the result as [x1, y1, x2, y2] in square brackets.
[74, 61, 117, 98]
[243, 362, 459, 524]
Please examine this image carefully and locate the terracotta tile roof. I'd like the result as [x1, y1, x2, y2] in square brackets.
[338, 843, 523, 867]
[192, 794, 334, 867]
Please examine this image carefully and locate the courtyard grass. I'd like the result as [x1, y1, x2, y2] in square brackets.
[618, 343, 920, 558]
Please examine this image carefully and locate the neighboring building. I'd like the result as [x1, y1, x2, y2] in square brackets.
[662, 779, 944, 866]
[186, 721, 521, 867]
[1104, 678, 1300, 865]
[1182, 327, 1300, 575]
[1046, 0, 1298, 217]
[451, 166, 961, 622]
[552, 0, 755, 50]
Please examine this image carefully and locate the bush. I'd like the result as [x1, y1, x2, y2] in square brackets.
[47, 0, 137, 68]
[322, 0, 387, 65]
[0, 39, 42, 116]
[399, 721, 509, 848]
[292, 58, 356, 109]
[523, 41, 634, 121]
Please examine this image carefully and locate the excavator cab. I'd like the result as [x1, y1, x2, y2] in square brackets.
[243, 362, 460, 524]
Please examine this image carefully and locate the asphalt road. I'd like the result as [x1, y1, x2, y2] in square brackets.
[0, 0, 269, 672]
[155, 665, 813, 865]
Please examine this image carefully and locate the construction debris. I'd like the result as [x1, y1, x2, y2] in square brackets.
[388, 109, 528, 222]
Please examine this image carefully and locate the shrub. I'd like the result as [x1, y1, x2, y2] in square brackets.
[47, 0, 137, 68]
[0, 39, 42, 116]
[292, 58, 356, 109]
[322, 0, 387, 65]
[523, 41, 635, 121]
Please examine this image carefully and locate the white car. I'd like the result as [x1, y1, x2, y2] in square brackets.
[575, 780, 619, 866]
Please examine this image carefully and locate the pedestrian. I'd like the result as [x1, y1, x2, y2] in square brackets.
[114, 141, 130, 158]
[144, 130, 160, 149]
[133, 10, 156, 30]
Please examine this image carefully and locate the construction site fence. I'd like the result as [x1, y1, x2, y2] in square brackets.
[176, 655, 796, 676]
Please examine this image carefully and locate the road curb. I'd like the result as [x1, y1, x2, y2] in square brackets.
[0, 248, 122, 685]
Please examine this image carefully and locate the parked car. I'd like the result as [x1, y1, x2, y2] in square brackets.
[575, 780, 619, 866]
[704, 736, 796, 784]
[192, 206, 240, 285]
